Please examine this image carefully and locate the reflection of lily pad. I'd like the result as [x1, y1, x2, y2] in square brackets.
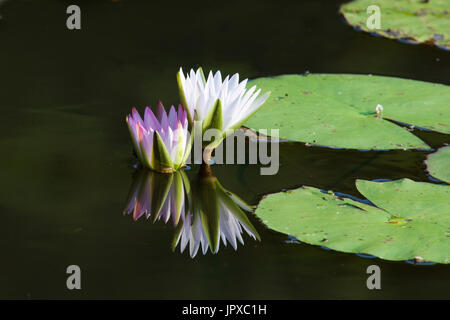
[426, 146, 450, 183]
[244, 74, 450, 149]
[340, 0, 450, 50]
[255, 179, 450, 263]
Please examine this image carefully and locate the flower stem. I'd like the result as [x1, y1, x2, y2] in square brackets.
[202, 147, 214, 165]
[199, 162, 213, 178]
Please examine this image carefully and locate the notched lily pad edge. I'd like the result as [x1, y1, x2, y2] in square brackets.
[424, 165, 450, 184]
[424, 146, 450, 184]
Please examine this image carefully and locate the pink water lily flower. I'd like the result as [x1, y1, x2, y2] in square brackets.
[126, 101, 192, 173]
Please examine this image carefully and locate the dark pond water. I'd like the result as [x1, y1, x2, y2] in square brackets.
[0, 0, 449, 299]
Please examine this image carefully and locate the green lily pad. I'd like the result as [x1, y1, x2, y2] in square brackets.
[340, 0, 450, 50]
[255, 179, 450, 263]
[426, 146, 450, 183]
[244, 74, 450, 149]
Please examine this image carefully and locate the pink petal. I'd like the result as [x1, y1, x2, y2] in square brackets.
[131, 107, 144, 125]
[144, 106, 160, 131]
[168, 105, 178, 130]
[157, 100, 170, 132]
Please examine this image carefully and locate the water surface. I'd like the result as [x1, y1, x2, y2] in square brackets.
[0, 0, 449, 299]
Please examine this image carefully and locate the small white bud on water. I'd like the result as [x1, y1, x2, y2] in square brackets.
[375, 104, 383, 116]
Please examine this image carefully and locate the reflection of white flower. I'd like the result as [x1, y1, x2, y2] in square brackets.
[177, 68, 270, 144]
[174, 191, 259, 258]
[123, 166, 260, 258]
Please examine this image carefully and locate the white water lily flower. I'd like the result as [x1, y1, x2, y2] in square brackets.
[177, 67, 270, 147]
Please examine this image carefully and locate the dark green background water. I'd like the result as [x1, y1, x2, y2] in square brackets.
[0, 0, 448, 299]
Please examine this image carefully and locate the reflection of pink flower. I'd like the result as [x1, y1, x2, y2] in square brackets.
[123, 167, 260, 258]
[123, 170, 186, 226]
[126, 102, 191, 173]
